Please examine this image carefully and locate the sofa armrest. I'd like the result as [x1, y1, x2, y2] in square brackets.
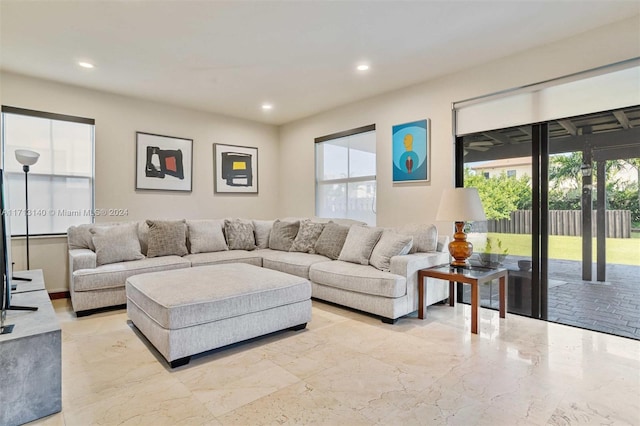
[69, 249, 97, 272]
[390, 252, 449, 312]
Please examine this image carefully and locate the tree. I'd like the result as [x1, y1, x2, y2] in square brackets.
[464, 169, 531, 220]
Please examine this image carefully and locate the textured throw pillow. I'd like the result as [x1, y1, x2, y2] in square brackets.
[91, 223, 144, 266]
[224, 219, 257, 250]
[253, 219, 274, 249]
[268, 220, 300, 251]
[187, 220, 228, 254]
[289, 220, 325, 253]
[338, 226, 383, 265]
[369, 230, 414, 272]
[146, 219, 188, 258]
[396, 224, 438, 253]
[313, 223, 350, 260]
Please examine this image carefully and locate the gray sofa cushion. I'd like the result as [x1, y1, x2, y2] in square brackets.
[268, 219, 300, 251]
[146, 220, 188, 258]
[91, 223, 145, 266]
[259, 249, 331, 279]
[253, 219, 274, 249]
[187, 220, 228, 254]
[369, 230, 413, 272]
[224, 219, 257, 250]
[184, 250, 263, 267]
[313, 222, 350, 260]
[126, 263, 311, 329]
[338, 225, 383, 265]
[309, 260, 406, 298]
[289, 220, 325, 253]
[73, 256, 191, 292]
[396, 223, 438, 253]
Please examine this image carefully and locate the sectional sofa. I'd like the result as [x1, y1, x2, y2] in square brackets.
[67, 218, 450, 323]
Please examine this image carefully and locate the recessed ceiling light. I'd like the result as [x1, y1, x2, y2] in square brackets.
[357, 64, 370, 71]
[78, 61, 94, 69]
[262, 103, 273, 110]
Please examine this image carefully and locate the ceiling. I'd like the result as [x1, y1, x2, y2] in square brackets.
[1, 1, 638, 125]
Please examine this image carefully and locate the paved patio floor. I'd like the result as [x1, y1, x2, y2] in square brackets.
[467, 258, 640, 340]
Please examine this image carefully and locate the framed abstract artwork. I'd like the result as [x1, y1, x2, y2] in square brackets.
[392, 119, 430, 182]
[213, 143, 258, 193]
[135, 132, 193, 192]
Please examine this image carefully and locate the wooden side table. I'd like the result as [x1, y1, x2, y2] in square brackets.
[418, 265, 508, 334]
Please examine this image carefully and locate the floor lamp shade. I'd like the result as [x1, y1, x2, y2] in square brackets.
[436, 188, 486, 266]
[14, 149, 40, 270]
[15, 150, 40, 167]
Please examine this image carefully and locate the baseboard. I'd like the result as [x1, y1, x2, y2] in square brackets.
[48, 291, 70, 300]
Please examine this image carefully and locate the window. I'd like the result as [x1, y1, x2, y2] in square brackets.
[1, 106, 95, 235]
[507, 170, 516, 178]
[483, 172, 490, 179]
[315, 125, 376, 225]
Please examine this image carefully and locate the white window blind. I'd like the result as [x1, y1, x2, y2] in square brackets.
[1, 107, 95, 235]
[315, 125, 376, 225]
[455, 59, 640, 136]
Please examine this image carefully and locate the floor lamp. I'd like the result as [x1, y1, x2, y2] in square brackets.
[15, 149, 40, 272]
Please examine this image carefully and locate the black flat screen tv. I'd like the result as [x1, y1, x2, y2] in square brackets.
[1, 168, 13, 333]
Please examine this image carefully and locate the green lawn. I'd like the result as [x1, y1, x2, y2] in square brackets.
[470, 232, 640, 266]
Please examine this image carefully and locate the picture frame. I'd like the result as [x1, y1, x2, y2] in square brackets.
[135, 132, 193, 192]
[392, 119, 430, 182]
[213, 143, 258, 194]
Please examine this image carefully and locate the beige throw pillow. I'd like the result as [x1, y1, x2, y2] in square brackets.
[187, 220, 228, 254]
[289, 220, 325, 253]
[369, 230, 414, 271]
[396, 224, 438, 253]
[253, 219, 274, 249]
[338, 225, 383, 265]
[224, 219, 257, 250]
[313, 223, 350, 260]
[268, 220, 300, 251]
[91, 223, 144, 266]
[146, 219, 188, 258]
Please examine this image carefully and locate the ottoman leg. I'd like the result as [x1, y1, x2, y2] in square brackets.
[289, 323, 307, 331]
[170, 356, 191, 368]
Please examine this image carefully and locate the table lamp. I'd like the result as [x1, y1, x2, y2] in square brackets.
[436, 187, 486, 267]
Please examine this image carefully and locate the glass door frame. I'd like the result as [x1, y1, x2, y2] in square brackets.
[454, 123, 550, 320]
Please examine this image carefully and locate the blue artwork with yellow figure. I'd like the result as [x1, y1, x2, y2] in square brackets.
[392, 119, 428, 182]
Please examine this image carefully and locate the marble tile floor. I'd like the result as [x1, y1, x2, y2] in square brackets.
[29, 298, 640, 426]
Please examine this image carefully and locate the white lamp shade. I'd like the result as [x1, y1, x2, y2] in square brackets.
[436, 187, 487, 222]
[15, 149, 40, 166]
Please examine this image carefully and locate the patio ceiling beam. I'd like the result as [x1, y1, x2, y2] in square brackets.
[483, 131, 512, 145]
[613, 110, 631, 129]
[558, 119, 578, 135]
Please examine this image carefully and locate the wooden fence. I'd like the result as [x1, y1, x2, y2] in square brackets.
[487, 210, 632, 238]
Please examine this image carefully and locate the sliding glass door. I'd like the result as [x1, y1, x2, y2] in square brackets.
[455, 106, 640, 340]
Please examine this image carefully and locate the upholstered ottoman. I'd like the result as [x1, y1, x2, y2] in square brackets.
[126, 263, 311, 367]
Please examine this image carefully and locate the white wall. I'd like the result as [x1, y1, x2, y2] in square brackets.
[0, 72, 280, 292]
[278, 17, 640, 234]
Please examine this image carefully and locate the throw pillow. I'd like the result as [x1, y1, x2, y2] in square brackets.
[224, 219, 257, 250]
[91, 223, 145, 266]
[146, 219, 188, 258]
[338, 225, 383, 265]
[253, 219, 274, 249]
[289, 220, 325, 253]
[369, 230, 414, 271]
[396, 224, 438, 253]
[268, 219, 300, 251]
[187, 220, 228, 254]
[313, 223, 350, 260]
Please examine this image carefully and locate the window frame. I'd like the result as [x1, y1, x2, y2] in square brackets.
[314, 124, 376, 224]
[1, 106, 96, 236]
